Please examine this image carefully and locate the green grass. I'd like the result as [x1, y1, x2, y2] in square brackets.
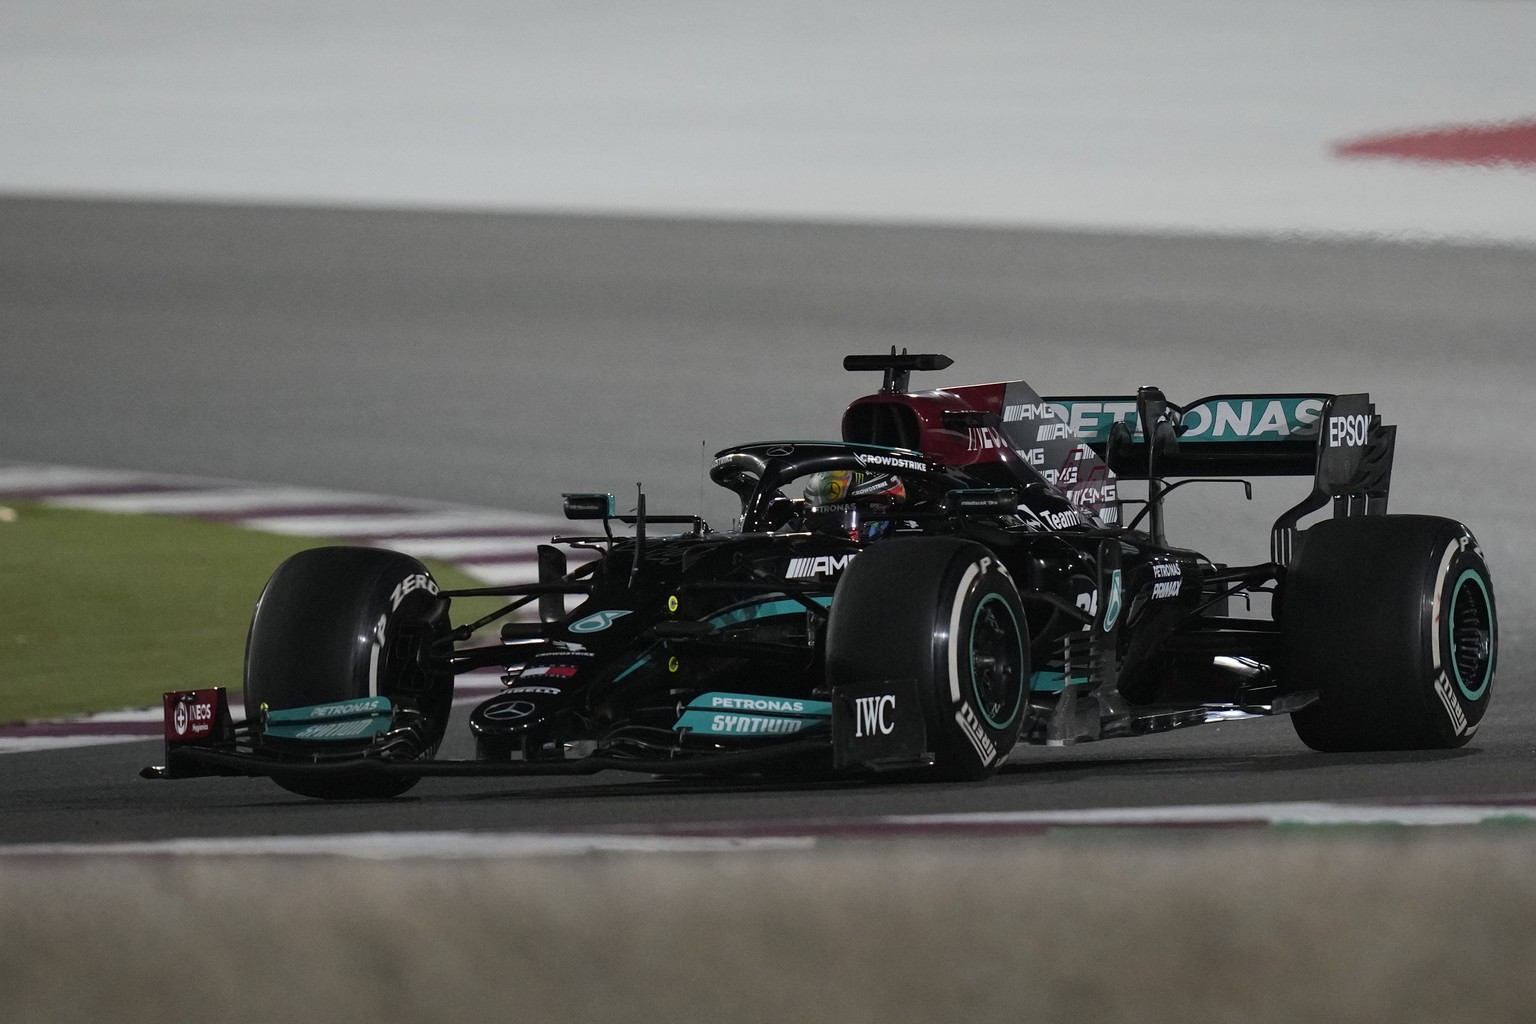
[0, 502, 491, 723]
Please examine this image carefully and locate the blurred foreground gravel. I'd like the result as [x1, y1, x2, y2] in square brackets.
[6, 835, 1535, 1023]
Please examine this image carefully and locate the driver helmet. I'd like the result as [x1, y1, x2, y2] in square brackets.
[801, 470, 908, 541]
[803, 470, 907, 507]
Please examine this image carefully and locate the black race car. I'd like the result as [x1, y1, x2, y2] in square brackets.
[146, 352, 1497, 798]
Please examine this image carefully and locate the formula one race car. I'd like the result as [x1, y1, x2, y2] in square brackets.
[145, 352, 1498, 798]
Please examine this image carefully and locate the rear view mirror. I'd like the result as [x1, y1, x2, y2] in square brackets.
[562, 492, 616, 520]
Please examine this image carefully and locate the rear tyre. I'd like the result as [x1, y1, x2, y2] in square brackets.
[1284, 515, 1496, 752]
[244, 546, 454, 799]
[827, 538, 1028, 780]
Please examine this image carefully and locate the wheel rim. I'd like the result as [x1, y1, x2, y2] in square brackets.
[969, 594, 1025, 729]
[1449, 569, 1493, 701]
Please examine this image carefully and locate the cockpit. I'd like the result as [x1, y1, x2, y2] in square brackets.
[709, 442, 943, 538]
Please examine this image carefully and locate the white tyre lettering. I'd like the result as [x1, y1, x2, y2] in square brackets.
[947, 562, 984, 703]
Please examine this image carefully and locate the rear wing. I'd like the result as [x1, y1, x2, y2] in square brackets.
[1042, 388, 1395, 561]
[837, 353, 1393, 562]
[1041, 392, 1330, 478]
[1041, 389, 1392, 486]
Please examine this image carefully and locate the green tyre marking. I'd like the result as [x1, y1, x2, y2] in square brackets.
[1450, 568, 1493, 702]
[969, 593, 1024, 730]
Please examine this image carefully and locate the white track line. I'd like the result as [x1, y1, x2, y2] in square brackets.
[240, 510, 563, 536]
[0, 832, 815, 858]
[64, 708, 165, 723]
[4, 801, 1535, 856]
[885, 803, 1536, 828]
[373, 537, 543, 560]
[0, 465, 170, 490]
[50, 487, 397, 514]
[449, 563, 541, 586]
[0, 735, 156, 754]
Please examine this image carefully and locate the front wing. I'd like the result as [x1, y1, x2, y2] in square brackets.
[140, 686, 933, 782]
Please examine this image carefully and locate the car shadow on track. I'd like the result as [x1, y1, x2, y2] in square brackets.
[999, 746, 1479, 781]
[437, 774, 873, 804]
[406, 746, 1482, 806]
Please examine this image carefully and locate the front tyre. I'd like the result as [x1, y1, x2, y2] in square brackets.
[1284, 515, 1496, 752]
[827, 538, 1029, 780]
[244, 546, 454, 798]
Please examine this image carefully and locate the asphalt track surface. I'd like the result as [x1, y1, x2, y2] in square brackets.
[3, 196, 1534, 844]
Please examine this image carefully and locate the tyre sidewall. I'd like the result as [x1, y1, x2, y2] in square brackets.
[243, 547, 452, 799]
[1417, 526, 1496, 745]
[1287, 516, 1496, 751]
[827, 538, 1028, 781]
[926, 551, 1028, 778]
[245, 547, 449, 723]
